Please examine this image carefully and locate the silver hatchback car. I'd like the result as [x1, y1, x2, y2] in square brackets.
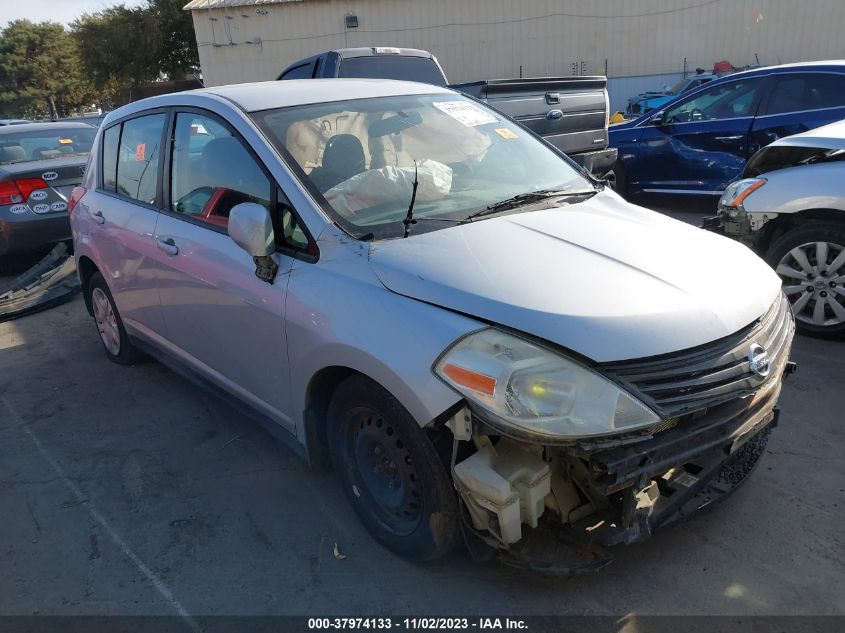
[71, 80, 795, 571]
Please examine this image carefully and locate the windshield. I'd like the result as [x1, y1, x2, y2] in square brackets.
[251, 94, 592, 239]
[666, 78, 689, 95]
[0, 126, 96, 164]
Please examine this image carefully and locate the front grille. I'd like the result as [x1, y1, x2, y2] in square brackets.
[602, 295, 794, 418]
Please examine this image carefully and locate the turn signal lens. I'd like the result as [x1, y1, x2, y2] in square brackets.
[441, 363, 497, 396]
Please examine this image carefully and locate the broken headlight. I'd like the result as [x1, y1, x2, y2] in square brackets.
[434, 329, 659, 440]
[719, 178, 766, 216]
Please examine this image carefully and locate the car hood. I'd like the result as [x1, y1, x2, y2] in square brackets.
[368, 191, 782, 362]
[742, 120, 845, 177]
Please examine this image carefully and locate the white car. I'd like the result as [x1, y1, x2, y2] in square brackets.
[714, 119, 845, 338]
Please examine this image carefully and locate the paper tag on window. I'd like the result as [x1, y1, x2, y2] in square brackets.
[135, 143, 146, 161]
[433, 101, 498, 127]
[495, 128, 518, 139]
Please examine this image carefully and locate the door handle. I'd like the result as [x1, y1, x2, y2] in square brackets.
[157, 237, 179, 256]
[714, 135, 742, 141]
[92, 210, 105, 224]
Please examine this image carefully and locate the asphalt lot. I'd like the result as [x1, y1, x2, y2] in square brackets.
[1, 206, 844, 618]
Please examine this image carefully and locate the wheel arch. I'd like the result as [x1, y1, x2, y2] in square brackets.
[76, 255, 100, 316]
[756, 208, 845, 254]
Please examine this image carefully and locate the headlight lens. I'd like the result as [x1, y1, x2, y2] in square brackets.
[434, 329, 660, 439]
[719, 178, 766, 215]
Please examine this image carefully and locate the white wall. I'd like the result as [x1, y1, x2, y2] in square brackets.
[190, 0, 845, 90]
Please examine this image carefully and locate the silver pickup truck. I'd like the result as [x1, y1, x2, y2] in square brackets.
[278, 46, 616, 176]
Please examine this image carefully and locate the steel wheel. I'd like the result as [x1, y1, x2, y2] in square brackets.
[92, 286, 121, 356]
[776, 240, 845, 328]
[349, 406, 423, 536]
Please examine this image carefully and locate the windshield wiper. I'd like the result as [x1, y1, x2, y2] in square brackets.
[465, 188, 596, 221]
[402, 160, 419, 238]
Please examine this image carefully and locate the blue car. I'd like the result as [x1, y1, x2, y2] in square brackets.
[609, 61, 845, 199]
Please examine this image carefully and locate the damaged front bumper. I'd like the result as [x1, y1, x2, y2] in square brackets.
[702, 208, 774, 251]
[448, 363, 796, 574]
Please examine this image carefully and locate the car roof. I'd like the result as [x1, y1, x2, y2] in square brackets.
[726, 59, 845, 80]
[103, 78, 455, 125]
[0, 121, 95, 134]
[767, 118, 845, 150]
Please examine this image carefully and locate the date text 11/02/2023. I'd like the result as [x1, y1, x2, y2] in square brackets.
[308, 618, 528, 630]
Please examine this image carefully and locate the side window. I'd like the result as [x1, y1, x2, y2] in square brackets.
[664, 79, 762, 123]
[170, 112, 270, 230]
[765, 73, 845, 115]
[116, 113, 165, 204]
[281, 62, 314, 80]
[101, 124, 119, 192]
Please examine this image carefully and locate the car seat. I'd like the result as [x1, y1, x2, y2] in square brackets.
[0, 144, 26, 163]
[308, 134, 366, 192]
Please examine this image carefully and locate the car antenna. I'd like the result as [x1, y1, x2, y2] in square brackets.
[402, 160, 419, 238]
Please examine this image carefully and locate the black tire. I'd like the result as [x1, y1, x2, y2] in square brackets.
[765, 222, 845, 339]
[610, 162, 628, 197]
[327, 374, 460, 561]
[87, 272, 145, 364]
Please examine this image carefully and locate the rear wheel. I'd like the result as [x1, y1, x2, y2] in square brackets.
[765, 223, 845, 339]
[88, 272, 145, 364]
[327, 374, 460, 561]
[608, 163, 628, 197]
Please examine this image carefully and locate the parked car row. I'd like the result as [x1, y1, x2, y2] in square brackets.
[69, 78, 795, 571]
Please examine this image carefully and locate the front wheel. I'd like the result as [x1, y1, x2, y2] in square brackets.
[765, 223, 845, 339]
[327, 375, 460, 561]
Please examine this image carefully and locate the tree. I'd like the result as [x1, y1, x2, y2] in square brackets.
[0, 20, 96, 118]
[72, 6, 161, 98]
[148, 0, 199, 80]
[71, 0, 199, 100]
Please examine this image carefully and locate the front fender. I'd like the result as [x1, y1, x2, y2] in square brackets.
[285, 241, 482, 434]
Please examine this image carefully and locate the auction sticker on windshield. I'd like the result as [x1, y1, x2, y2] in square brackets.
[433, 101, 498, 127]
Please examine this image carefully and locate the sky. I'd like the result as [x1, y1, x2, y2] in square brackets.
[0, 0, 147, 28]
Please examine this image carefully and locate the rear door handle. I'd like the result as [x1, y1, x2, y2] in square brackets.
[92, 210, 105, 224]
[157, 237, 179, 256]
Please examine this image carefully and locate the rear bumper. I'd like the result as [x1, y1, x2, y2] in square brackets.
[568, 147, 618, 176]
[0, 208, 70, 256]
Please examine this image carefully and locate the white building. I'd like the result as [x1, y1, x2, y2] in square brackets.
[184, 0, 845, 111]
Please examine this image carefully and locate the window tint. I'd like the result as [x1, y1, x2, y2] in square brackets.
[282, 62, 314, 80]
[663, 79, 762, 123]
[765, 73, 845, 115]
[170, 112, 270, 230]
[337, 56, 447, 86]
[101, 125, 119, 192]
[116, 114, 165, 204]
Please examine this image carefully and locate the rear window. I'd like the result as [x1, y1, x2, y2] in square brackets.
[0, 126, 96, 165]
[338, 56, 447, 86]
[764, 73, 845, 115]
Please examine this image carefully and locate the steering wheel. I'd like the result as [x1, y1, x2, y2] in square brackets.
[690, 108, 706, 122]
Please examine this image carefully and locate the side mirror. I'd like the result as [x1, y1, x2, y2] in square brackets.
[649, 111, 666, 126]
[228, 202, 274, 257]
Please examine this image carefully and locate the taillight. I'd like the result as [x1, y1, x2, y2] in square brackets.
[15, 178, 49, 199]
[69, 186, 86, 215]
[0, 178, 50, 206]
[0, 181, 23, 205]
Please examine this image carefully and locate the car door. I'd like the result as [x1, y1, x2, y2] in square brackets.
[153, 110, 299, 433]
[632, 77, 767, 194]
[82, 112, 168, 335]
[750, 72, 845, 152]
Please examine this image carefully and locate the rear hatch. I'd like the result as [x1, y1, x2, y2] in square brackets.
[454, 77, 609, 154]
[0, 157, 86, 215]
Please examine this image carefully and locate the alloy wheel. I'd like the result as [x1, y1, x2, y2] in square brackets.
[91, 287, 121, 355]
[776, 240, 845, 327]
